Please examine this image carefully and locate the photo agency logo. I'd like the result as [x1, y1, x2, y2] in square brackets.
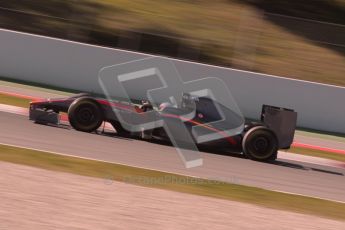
[122, 175, 236, 185]
[98, 57, 244, 168]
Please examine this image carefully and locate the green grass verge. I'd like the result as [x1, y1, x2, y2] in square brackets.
[0, 93, 31, 108]
[0, 77, 76, 96]
[295, 129, 345, 143]
[288, 147, 345, 163]
[1, 144, 345, 221]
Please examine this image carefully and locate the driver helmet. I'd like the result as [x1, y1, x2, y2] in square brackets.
[159, 102, 173, 111]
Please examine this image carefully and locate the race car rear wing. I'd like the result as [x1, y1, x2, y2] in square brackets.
[261, 105, 297, 149]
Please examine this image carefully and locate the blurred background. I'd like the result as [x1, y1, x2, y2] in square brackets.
[0, 0, 344, 86]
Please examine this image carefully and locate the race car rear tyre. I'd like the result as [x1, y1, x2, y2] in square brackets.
[242, 126, 278, 162]
[68, 98, 103, 132]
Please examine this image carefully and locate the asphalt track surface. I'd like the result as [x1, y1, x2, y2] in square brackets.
[1, 111, 345, 202]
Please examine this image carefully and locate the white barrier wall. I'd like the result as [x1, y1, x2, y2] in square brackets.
[0, 29, 344, 133]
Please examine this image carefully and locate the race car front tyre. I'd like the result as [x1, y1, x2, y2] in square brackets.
[242, 126, 278, 162]
[68, 98, 103, 132]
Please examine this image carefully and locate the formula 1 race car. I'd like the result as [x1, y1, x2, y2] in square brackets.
[29, 93, 297, 162]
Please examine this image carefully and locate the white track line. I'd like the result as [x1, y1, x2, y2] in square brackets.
[278, 152, 344, 169]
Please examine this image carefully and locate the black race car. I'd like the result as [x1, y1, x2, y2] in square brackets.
[29, 93, 297, 162]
